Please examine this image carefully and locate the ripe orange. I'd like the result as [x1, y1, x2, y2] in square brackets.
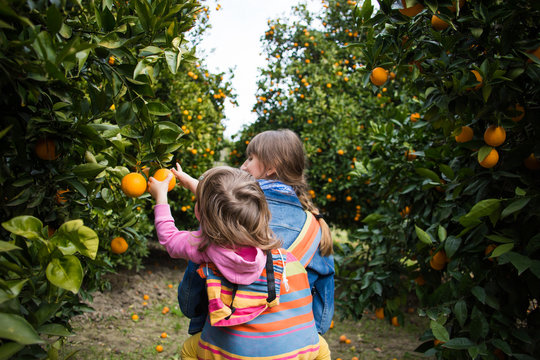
[121, 172, 147, 197]
[478, 148, 499, 168]
[430, 258, 445, 270]
[161, 306, 170, 314]
[432, 250, 448, 264]
[337, 149, 344, 155]
[339, 334, 347, 343]
[455, 126, 473, 143]
[431, 15, 449, 31]
[434, 339, 445, 346]
[370, 67, 388, 86]
[410, 113, 420, 122]
[153, 168, 176, 191]
[484, 125, 506, 147]
[330, 320, 335, 329]
[131, 314, 139, 321]
[143, 294, 149, 300]
[485, 244, 497, 261]
[391, 316, 400, 327]
[345, 339, 351, 344]
[111, 236, 128, 254]
[155, 345, 163, 353]
[168, 283, 173, 288]
[448, 0, 465, 12]
[35, 138, 58, 160]
[55, 189, 70, 205]
[405, 149, 417, 161]
[470, 70, 483, 89]
[511, 104, 525, 122]
[399, 0, 423, 17]
[524, 153, 540, 170]
[375, 307, 384, 319]
[161, 332, 167, 338]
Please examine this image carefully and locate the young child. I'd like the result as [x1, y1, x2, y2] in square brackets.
[178, 129, 335, 336]
[148, 165, 330, 360]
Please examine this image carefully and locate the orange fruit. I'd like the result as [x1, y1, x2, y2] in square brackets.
[111, 236, 128, 254]
[399, 0, 424, 17]
[108, 56, 115, 65]
[370, 67, 388, 86]
[448, 0, 465, 12]
[143, 294, 149, 300]
[153, 168, 176, 191]
[485, 244, 497, 261]
[35, 138, 58, 160]
[391, 316, 400, 327]
[375, 307, 384, 319]
[345, 339, 351, 344]
[434, 339, 445, 346]
[478, 148, 499, 168]
[405, 149, 417, 161]
[410, 112, 420, 122]
[470, 70, 483, 89]
[168, 283, 173, 288]
[162, 306, 170, 314]
[121, 172, 147, 197]
[524, 153, 540, 170]
[55, 189, 70, 205]
[330, 320, 335, 329]
[352, 357, 359, 360]
[527, 46, 540, 63]
[511, 104, 525, 122]
[155, 345, 163, 353]
[161, 332, 167, 338]
[455, 126, 473, 143]
[431, 15, 449, 31]
[415, 275, 426, 286]
[339, 334, 347, 343]
[430, 258, 446, 270]
[432, 250, 448, 264]
[484, 125, 506, 147]
[131, 314, 139, 321]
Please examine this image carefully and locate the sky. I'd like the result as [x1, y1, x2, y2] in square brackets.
[195, 0, 322, 139]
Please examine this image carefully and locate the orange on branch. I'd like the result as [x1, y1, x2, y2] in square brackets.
[153, 168, 176, 191]
[111, 236, 128, 254]
[410, 113, 420, 122]
[484, 125, 506, 147]
[121, 173, 147, 197]
[375, 307, 384, 319]
[399, 0, 424, 17]
[478, 148, 499, 168]
[510, 104, 525, 122]
[370, 67, 388, 86]
[35, 138, 58, 160]
[391, 316, 400, 327]
[470, 70, 483, 89]
[431, 15, 449, 31]
[524, 153, 540, 170]
[455, 126, 474, 143]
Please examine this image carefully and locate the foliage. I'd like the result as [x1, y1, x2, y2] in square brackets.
[0, 0, 231, 357]
[233, 0, 540, 358]
[1, 216, 98, 358]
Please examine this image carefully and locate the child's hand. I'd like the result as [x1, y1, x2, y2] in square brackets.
[171, 162, 199, 194]
[148, 173, 173, 205]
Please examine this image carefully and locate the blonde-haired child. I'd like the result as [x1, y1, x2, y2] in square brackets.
[148, 164, 330, 360]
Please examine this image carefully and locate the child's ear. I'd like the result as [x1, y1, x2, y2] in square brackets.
[265, 168, 276, 177]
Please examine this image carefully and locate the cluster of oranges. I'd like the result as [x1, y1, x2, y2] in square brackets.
[121, 168, 176, 198]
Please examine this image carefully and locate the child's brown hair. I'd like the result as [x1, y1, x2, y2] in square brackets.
[195, 166, 281, 252]
[245, 129, 333, 256]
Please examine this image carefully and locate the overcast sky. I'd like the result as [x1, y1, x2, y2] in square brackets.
[195, 0, 322, 139]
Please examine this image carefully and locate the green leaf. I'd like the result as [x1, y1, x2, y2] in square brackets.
[54, 220, 99, 259]
[72, 163, 107, 179]
[444, 236, 461, 259]
[437, 225, 447, 242]
[491, 243, 514, 258]
[459, 199, 501, 227]
[2, 216, 43, 240]
[415, 168, 440, 182]
[439, 164, 454, 180]
[0, 313, 44, 344]
[147, 102, 171, 116]
[415, 225, 433, 245]
[477, 146, 493, 162]
[471, 286, 486, 304]
[45, 255, 83, 294]
[0, 241, 21, 252]
[431, 321, 450, 343]
[0, 279, 28, 304]
[501, 198, 530, 219]
[443, 337, 475, 349]
[37, 323, 71, 337]
[505, 252, 531, 275]
[46, 5, 62, 35]
[0, 342, 25, 360]
[485, 235, 513, 243]
[454, 300, 468, 327]
[362, 213, 384, 224]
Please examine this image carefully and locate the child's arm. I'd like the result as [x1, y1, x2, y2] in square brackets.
[171, 162, 198, 194]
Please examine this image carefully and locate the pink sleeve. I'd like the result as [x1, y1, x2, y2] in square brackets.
[153, 204, 208, 263]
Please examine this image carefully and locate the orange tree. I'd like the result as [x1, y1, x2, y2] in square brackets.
[232, 0, 540, 358]
[0, 0, 230, 357]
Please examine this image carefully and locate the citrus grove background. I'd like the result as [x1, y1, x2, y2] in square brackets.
[1, 0, 539, 359]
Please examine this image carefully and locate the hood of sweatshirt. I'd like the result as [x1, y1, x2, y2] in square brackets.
[205, 244, 266, 285]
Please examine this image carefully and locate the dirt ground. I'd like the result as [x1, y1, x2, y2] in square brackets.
[62, 249, 430, 359]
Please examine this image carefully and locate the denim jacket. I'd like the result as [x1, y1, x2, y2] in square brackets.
[178, 180, 335, 335]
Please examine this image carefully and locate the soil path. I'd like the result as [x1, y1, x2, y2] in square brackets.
[63, 250, 429, 359]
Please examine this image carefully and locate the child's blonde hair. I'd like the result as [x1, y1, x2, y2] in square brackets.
[245, 129, 333, 256]
[195, 166, 281, 252]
